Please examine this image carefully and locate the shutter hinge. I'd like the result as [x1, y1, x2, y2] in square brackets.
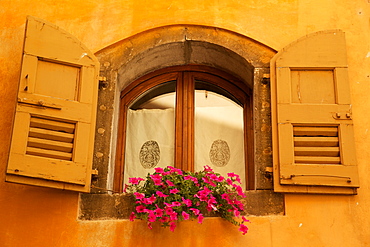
[98, 76, 108, 89]
[265, 166, 273, 179]
[262, 74, 270, 84]
[91, 169, 99, 176]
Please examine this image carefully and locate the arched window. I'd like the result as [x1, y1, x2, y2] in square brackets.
[114, 66, 254, 191]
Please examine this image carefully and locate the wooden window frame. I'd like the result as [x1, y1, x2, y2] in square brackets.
[114, 65, 254, 192]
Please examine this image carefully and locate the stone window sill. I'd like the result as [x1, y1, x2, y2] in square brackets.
[78, 190, 284, 220]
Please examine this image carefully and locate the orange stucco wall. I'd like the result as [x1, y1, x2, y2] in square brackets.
[1, 1, 370, 246]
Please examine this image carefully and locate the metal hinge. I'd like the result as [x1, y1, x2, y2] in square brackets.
[265, 166, 273, 179]
[98, 76, 108, 89]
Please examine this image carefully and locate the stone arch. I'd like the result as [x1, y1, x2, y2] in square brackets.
[96, 25, 275, 90]
[93, 25, 277, 191]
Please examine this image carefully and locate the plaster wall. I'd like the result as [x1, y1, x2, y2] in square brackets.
[1, 1, 370, 246]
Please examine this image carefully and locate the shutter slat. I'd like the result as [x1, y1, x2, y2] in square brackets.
[29, 127, 74, 143]
[294, 147, 340, 157]
[293, 126, 338, 137]
[27, 137, 73, 153]
[26, 147, 72, 160]
[30, 117, 75, 133]
[295, 156, 341, 164]
[294, 137, 339, 147]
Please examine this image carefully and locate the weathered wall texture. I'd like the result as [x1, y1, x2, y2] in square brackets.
[1, 1, 370, 246]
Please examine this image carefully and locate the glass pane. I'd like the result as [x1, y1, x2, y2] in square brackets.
[124, 81, 176, 184]
[194, 81, 246, 187]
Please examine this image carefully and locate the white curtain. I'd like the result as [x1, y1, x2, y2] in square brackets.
[194, 106, 246, 187]
[124, 108, 175, 185]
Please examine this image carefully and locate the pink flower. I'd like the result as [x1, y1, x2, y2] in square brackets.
[154, 167, 164, 173]
[159, 216, 169, 223]
[169, 212, 178, 221]
[147, 222, 153, 230]
[198, 187, 211, 196]
[170, 188, 179, 194]
[142, 195, 156, 204]
[184, 175, 198, 183]
[206, 196, 217, 211]
[234, 185, 246, 198]
[182, 211, 190, 220]
[148, 212, 157, 222]
[129, 212, 136, 221]
[129, 177, 144, 185]
[154, 208, 164, 217]
[153, 179, 162, 186]
[168, 166, 183, 175]
[227, 173, 241, 183]
[133, 192, 145, 200]
[210, 174, 218, 181]
[136, 205, 146, 213]
[235, 201, 244, 210]
[202, 176, 216, 186]
[171, 201, 181, 207]
[203, 165, 213, 172]
[166, 180, 175, 186]
[216, 176, 225, 182]
[239, 224, 248, 235]
[241, 216, 249, 223]
[221, 193, 230, 201]
[156, 191, 168, 197]
[195, 193, 208, 201]
[165, 207, 174, 215]
[123, 184, 128, 193]
[233, 209, 240, 217]
[182, 197, 192, 207]
[197, 214, 204, 224]
[190, 208, 200, 216]
[169, 221, 177, 232]
[150, 174, 163, 186]
[227, 172, 236, 177]
[196, 187, 212, 201]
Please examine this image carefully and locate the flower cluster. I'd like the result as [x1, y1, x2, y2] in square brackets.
[125, 166, 249, 235]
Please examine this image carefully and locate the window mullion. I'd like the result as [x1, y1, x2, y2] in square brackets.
[175, 72, 194, 171]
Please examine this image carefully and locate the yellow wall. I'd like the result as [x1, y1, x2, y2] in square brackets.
[1, 1, 370, 246]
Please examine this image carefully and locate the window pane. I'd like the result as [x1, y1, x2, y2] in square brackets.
[194, 81, 246, 187]
[124, 82, 176, 184]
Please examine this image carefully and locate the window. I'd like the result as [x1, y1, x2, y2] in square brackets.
[114, 66, 254, 192]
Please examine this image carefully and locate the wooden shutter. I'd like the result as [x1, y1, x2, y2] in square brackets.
[6, 16, 99, 192]
[271, 30, 359, 194]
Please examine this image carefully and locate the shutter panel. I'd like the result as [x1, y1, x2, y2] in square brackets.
[271, 30, 359, 194]
[6, 16, 99, 192]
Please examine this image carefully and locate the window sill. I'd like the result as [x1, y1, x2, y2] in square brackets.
[78, 190, 284, 220]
